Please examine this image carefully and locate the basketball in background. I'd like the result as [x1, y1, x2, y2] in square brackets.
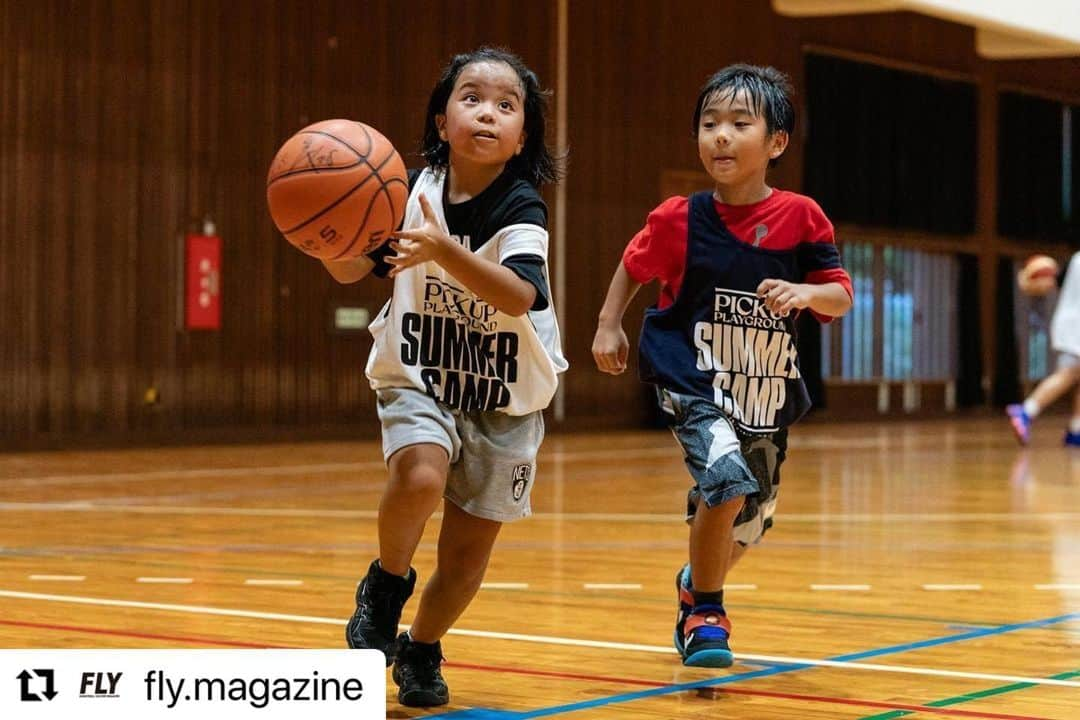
[267, 119, 408, 260]
[1017, 254, 1059, 296]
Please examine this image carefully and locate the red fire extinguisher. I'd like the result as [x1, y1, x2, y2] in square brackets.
[185, 218, 221, 330]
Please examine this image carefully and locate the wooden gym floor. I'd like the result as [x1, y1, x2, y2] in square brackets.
[0, 417, 1078, 718]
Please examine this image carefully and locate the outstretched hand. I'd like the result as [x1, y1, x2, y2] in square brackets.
[386, 193, 451, 277]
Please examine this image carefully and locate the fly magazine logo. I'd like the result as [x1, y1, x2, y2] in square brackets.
[693, 288, 800, 431]
[80, 671, 121, 698]
[2, 649, 385, 718]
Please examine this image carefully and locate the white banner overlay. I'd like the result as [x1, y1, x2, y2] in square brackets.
[0, 650, 385, 719]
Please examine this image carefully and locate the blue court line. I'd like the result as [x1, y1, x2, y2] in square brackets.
[435, 610, 1080, 719]
[835, 610, 1080, 662]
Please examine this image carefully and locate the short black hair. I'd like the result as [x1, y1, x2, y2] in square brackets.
[420, 47, 564, 187]
[693, 64, 795, 167]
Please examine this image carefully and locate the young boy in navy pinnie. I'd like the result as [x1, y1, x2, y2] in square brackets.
[592, 64, 853, 668]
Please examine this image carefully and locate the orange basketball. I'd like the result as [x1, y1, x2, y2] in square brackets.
[267, 120, 408, 260]
[1018, 254, 1059, 296]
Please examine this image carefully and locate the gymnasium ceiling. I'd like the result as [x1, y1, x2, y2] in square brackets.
[773, 0, 1080, 58]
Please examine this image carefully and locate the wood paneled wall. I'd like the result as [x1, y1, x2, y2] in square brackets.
[2, 1, 1079, 446]
[0, 0, 553, 445]
[562, 5, 972, 424]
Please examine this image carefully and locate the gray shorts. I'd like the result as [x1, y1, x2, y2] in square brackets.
[376, 387, 544, 522]
[659, 389, 786, 546]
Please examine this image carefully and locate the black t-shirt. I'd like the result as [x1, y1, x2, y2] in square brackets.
[370, 168, 550, 311]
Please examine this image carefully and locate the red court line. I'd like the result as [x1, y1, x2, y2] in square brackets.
[2, 621, 1051, 720]
[0, 619, 290, 649]
[447, 661, 1050, 720]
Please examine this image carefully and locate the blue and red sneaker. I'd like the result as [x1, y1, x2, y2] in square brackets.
[681, 605, 734, 667]
[1005, 404, 1031, 445]
[674, 564, 693, 654]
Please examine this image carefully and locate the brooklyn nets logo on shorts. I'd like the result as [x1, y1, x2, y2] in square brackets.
[511, 464, 532, 501]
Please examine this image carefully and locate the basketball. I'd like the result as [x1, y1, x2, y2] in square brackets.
[1017, 254, 1059, 296]
[266, 119, 408, 260]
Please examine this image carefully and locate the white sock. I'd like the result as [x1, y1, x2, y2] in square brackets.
[1070, 417, 1080, 433]
[1023, 399, 1040, 418]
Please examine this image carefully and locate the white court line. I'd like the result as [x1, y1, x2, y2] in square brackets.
[1, 589, 1077, 689]
[723, 584, 758, 590]
[0, 503, 677, 522]
[1035, 584, 1080, 590]
[244, 579, 303, 587]
[783, 513, 1080, 522]
[583, 583, 642, 590]
[136, 578, 193, 584]
[1, 447, 677, 488]
[0, 590, 339, 624]
[28, 575, 85, 582]
[922, 584, 982, 591]
[0, 503, 380, 519]
[4, 462, 386, 487]
[3, 503, 1079, 525]
[0, 438, 1023, 488]
[811, 584, 872, 591]
[480, 583, 529, 590]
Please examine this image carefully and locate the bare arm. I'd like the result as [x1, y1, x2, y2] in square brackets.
[387, 193, 536, 316]
[592, 262, 644, 375]
[321, 254, 375, 284]
[412, 238, 536, 316]
[803, 281, 853, 317]
[757, 278, 852, 318]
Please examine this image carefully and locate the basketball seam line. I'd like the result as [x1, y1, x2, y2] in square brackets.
[316, 125, 371, 163]
[267, 159, 369, 186]
[267, 128, 370, 186]
[324, 130, 408, 260]
[279, 148, 403, 237]
[332, 172, 408, 260]
[331, 165, 408, 259]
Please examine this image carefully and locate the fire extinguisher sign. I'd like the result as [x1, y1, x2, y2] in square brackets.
[185, 234, 221, 330]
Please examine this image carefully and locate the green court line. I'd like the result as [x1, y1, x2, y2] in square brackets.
[857, 669, 1080, 720]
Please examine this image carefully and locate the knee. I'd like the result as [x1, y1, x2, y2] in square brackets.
[391, 465, 446, 503]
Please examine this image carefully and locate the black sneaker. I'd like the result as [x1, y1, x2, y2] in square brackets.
[391, 632, 449, 707]
[345, 560, 416, 665]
